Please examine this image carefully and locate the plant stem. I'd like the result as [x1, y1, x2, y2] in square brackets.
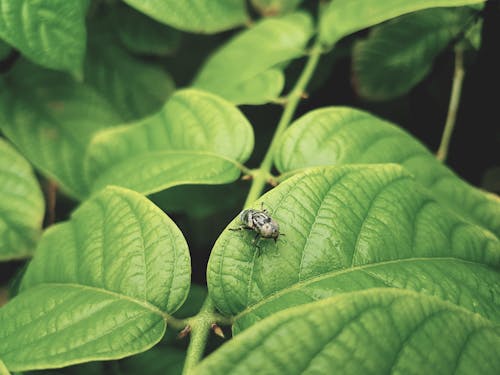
[181, 297, 217, 375]
[244, 44, 323, 207]
[179, 40, 323, 375]
[437, 46, 465, 162]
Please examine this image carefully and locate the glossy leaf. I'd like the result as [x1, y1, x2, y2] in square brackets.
[0, 186, 191, 371]
[353, 7, 477, 100]
[234, 258, 500, 332]
[111, 4, 181, 56]
[123, 0, 248, 33]
[85, 89, 254, 196]
[0, 0, 88, 72]
[251, 0, 304, 16]
[207, 165, 499, 316]
[196, 289, 500, 374]
[274, 107, 500, 236]
[84, 40, 175, 121]
[193, 12, 313, 104]
[0, 61, 122, 199]
[319, 0, 485, 47]
[0, 139, 44, 261]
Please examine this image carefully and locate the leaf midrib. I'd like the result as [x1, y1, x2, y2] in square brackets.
[90, 149, 244, 181]
[235, 256, 495, 320]
[22, 282, 171, 320]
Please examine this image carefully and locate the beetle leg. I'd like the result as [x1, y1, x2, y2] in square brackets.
[252, 234, 262, 256]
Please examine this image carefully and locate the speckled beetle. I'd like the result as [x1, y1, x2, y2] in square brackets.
[229, 203, 283, 254]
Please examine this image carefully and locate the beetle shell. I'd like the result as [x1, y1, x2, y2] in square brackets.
[240, 208, 280, 240]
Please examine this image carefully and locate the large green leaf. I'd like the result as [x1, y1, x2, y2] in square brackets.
[0, 186, 191, 371]
[0, 61, 122, 199]
[196, 289, 500, 374]
[234, 258, 500, 333]
[123, 0, 248, 33]
[274, 107, 500, 237]
[0, 0, 88, 72]
[352, 7, 478, 100]
[111, 4, 181, 56]
[207, 165, 499, 316]
[85, 89, 254, 196]
[0, 139, 44, 261]
[319, 0, 485, 47]
[193, 12, 313, 104]
[84, 39, 175, 122]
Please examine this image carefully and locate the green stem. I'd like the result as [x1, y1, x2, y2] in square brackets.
[179, 39, 323, 375]
[165, 315, 188, 331]
[244, 44, 323, 207]
[181, 298, 217, 375]
[437, 46, 465, 162]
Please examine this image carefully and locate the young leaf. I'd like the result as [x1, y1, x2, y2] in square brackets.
[207, 165, 499, 317]
[274, 107, 500, 237]
[85, 89, 254, 196]
[319, 0, 485, 48]
[196, 289, 500, 374]
[0, 0, 88, 73]
[0, 186, 191, 371]
[0, 139, 44, 261]
[122, 0, 248, 33]
[111, 4, 181, 56]
[0, 60, 122, 199]
[193, 12, 313, 104]
[84, 40, 175, 121]
[352, 7, 478, 100]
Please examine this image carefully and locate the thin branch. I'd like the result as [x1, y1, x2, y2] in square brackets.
[244, 43, 323, 207]
[436, 46, 465, 162]
[181, 297, 217, 375]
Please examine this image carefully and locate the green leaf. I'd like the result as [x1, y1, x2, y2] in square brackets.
[85, 89, 254, 196]
[352, 7, 477, 100]
[122, 0, 248, 33]
[234, 258, 500, 332]
[203, 69, 285, 106]
[193, 12, 313, 104]
[251, 0, 304, 16]
[207, 165, 499, 316]
[0, 186, 191, 371]
[319, 0, 485, 47]
[111, 4, 181, 56]
[0, 139, 44, 261]
[84, 39, 175, 122]
[0, 60, 122, 199]
[274, 107, 500, 237]
[196, 289, 500, 374]
[0, 0, 88, 73]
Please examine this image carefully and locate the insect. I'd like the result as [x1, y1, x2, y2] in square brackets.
[229, 203, 283, 255]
